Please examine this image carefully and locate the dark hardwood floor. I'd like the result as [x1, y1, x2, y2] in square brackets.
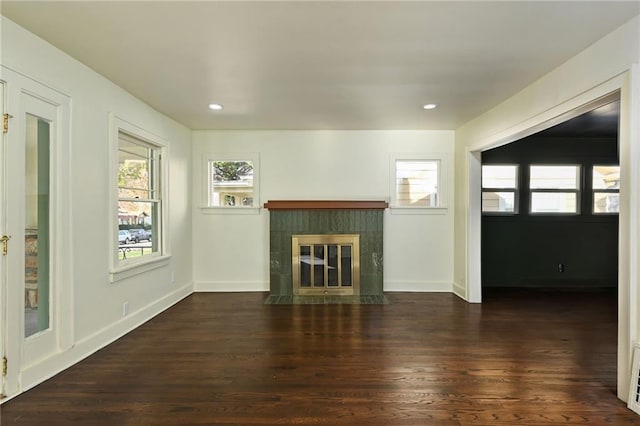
[1, 290, 637, 425]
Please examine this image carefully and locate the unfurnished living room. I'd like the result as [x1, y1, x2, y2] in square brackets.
[1, 1, 640, 425]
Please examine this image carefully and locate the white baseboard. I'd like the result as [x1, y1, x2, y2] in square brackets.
[16, 282, 193, 398]
[194, 281, 268, 292]
[453, 282, 467, 300]
[384, 280, 453, 292]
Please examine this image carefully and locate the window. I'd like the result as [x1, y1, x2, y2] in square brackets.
[110, 115, 169, 282]
[117, 131, 162, 262]
[592, 165, 619, 214]
[482, 165, 518, 213]
[529, 165, 580, 214]
[203, 153, 260, 211]
[392, 159, 440, 207]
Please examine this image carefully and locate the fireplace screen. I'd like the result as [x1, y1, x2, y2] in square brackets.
[292, 234, 360, 296]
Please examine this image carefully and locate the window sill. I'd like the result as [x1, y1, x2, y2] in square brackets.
[390, 206, 448, 215]
[200, 206, 261, 215]
[110, 254, 171, 283]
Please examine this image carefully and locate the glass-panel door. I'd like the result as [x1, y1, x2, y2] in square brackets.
[2, 66, 72, 399]
[12, 95, 58, 371]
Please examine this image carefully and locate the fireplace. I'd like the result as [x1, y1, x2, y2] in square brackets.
[292, 234, 360, 296]
[264, 200, 387, 299]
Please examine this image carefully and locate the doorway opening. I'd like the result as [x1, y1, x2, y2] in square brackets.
[480, 100, 620, 293]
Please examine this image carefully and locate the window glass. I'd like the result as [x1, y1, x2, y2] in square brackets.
[395, 160, 439, 207]
[593, 165, 620, 214]
[482, 165, 517, 188]
[592, 166, 620, 190]
[531, 192, 577, 213]
[208, 160, 255, 207]
[530, 165, 579, 190]
[482, 192, 516, 213]
[118, 132, 161, 262]
[593, 193, 619, 214]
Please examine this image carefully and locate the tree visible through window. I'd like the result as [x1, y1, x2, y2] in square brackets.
[209, 160, 255, 207]
[118, 131, 161, 262]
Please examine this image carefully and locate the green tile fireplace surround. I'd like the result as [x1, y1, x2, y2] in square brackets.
[265, 201, 387, 297]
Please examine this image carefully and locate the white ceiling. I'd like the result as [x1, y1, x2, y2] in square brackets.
[2, 1, 639, 130]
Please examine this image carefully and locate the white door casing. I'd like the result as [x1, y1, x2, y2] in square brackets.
[1, 66, 72, 398]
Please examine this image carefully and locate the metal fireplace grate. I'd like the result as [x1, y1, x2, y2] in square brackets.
[292, 234, 359, 296]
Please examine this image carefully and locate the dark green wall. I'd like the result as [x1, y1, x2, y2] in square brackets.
[269, 210, 384, 296]
[482, 136, 618, 288]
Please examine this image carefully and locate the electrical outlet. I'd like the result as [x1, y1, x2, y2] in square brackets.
[558, 263, 565, 273]
[123, 302, 129, 316]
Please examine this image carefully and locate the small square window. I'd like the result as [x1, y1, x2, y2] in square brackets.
[210, 160, 255, 207]
[394, 159, 439, 207]
[203, 153, 260, 210]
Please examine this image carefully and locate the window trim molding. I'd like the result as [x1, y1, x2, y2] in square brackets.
[389, 152, 450, 212]
[200, 152, 261, 214]
[109, 113, 171, 282]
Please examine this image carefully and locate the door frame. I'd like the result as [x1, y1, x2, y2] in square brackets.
[465, 68, 640, 401]
[1, 78, 6, 399]
[0, 65, 73, 400]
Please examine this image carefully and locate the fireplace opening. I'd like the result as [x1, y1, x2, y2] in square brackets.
[292, 234, 360, 296]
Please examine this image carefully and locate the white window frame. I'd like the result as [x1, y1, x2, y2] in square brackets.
[389, 153, 449, 214]
[529, 164, 581, 215]
[592, 164, 620, 215]
[481, 164, 519, 215]
[109, 114, 170, 282]
[201, 152, 260, 214]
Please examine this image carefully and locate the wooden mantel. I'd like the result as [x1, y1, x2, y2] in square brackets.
[263, 200, 388, 210]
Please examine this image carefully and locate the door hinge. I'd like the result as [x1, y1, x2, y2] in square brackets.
[2, 113, 12, 134]
[2, 357, 6, 376]
[1, 235, 10, 256]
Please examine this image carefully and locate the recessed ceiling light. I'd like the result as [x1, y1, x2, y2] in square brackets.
[209, 103, 224, 110]
[423, 104, 437, 110]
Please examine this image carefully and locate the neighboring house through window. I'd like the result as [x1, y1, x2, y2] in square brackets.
[592, 165, 620, 214]
[529, 165, 580, 214]
[481, 165, 518, 213]
[203, 153, 260, 211]
[390, 154, 447, 210]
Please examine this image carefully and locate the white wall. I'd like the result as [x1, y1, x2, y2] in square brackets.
[1, 17, 193, 395]
[192, 130, 455, 292]
[454, 15, 640, 400]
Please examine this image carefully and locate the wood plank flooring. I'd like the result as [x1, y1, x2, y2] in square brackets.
[1, 289, 638, 425]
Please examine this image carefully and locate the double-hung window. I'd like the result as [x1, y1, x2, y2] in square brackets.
[529, 165, 580, 214]
[592, 165, 620, 214]
[110, 115, 169, 282]
[117, 131, 162, 261]
[481, 165, 518, 213]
